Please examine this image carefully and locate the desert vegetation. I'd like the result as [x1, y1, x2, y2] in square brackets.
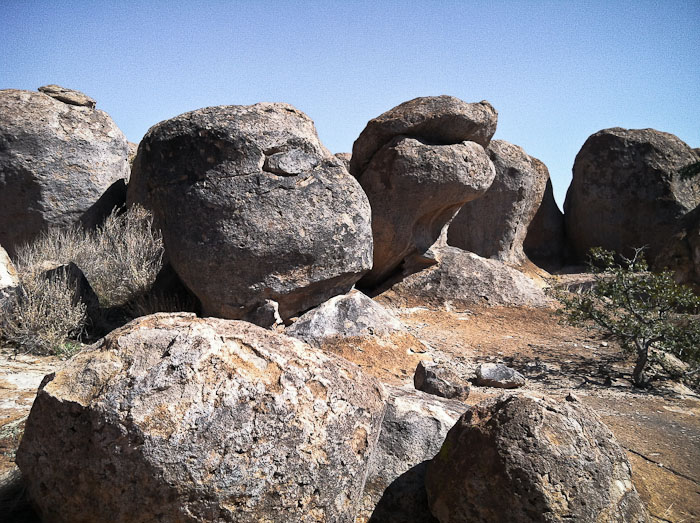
[0, 206, 163, 355]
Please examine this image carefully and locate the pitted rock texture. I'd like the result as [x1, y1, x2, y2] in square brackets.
[359, 385, 466, 523]
[523, 163, 566, 272]
[448, 140, 548, 264]
[0, 89, 130, 256]
[381, 246, 549, 309]
[356, 135, 495, 287]
[564, 128, 700, 264]
[37, 84, 96, 108]
[127, 103, 373, 321]
[16, 313, 386, 523]
[414, 361, 470, 400]
[350, 95, 497, 177]
[426, 395, 649, 523]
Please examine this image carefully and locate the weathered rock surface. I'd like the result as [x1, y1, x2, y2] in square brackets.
[426, 394, 649, 523]
[350, 95, 498, 177]
[356, 135, 496, 287]
[334, 152, 351, 171]
[448, 140, 548, 264]
[655, 204, 700, 289]
[475, 362, 526, 388]
[564, 128, 700, 264]
[127, 103, 373, 321]
[381, 246, 550, 309]
[414, 361, 470, 400]
[37, 84, 96, 108]
[286, 290, 428, 384]
[0, 245, 19, 308]
[0, 89, 129, 256]
[523, 160, 567, 271]
[17, 313, 386, 523]
[359, 385, 466, 523]
[351, 97, 498, 288]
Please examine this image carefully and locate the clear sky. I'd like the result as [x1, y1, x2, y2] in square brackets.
[2, 1, 699, 207]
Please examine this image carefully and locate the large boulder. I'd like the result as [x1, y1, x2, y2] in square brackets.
[127, 103, 373, 322]
[564, 128, 700, 264]
[351, 96, 498, 287]
[17, 313, 386, 523]
[523, 160, 567, 271]
[0, 88, 130, 256]
[379, 246, 550, 309]
[286, 290, 428, 384]
[358, 385, 466, 523]
[425, 394, 648, 523]
[448, 140, 548, 264]
[654, 204, 700, 289]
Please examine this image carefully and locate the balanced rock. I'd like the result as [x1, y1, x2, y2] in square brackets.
[565, 128, 700, 264]
[350, 96, 497, 287]
[523, 160, 567, 271]
[0, 89, 129, 256]
[381, 246, 549, 309]
[127, 103, 373, 321]
[287, 290, 427, 384]
[359, 385, 466, 523]
[448, 140, 548, 264]
[426, 395, 648, 523]
[475, 362, 526, 389]
[414, 361, 470, 400]
[37, 84, 96, 108]
[17, 313, 386, 523]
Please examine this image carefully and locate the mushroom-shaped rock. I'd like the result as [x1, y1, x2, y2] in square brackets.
[523, 160, 567, 272]
[448, 140, 549, 264]
[565, 128, 700, 264]
[380, 246, 549, 309]
[286, 290, 428, 384]
[359, 385, 466, 523]
[127, 103, 373, 321]
[0, 89, 130, 256]
[351, 97, 498, 288]
[16, 313, 386, 523]
[426, 395, 649, 523]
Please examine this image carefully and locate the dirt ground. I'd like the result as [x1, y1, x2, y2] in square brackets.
[1, 302, 698, 522]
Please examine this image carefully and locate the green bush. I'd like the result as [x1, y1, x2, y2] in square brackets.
[551, 247, 700, 387]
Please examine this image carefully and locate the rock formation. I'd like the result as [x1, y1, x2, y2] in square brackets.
[17, 313, 386, 522]
[127, 103, 373, 322]
[565, 128, 700, 264]
[380, 246, 550, 309]
[414, 361, 470, 400]
[350, 96, 497, 287]
[359, 385, 466, 522]
[0, 88, 130, 256]
[425, 394, 648, 522]
[523, 160, 567, 271]
[448, 140, 548, 265]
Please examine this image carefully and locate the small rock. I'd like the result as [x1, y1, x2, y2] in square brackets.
[414, 361, 470, 400]
[38, 84, 96, 108]
[475, 362, 526, 388]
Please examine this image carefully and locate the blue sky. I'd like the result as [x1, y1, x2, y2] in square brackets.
[2, 1, 699, 206]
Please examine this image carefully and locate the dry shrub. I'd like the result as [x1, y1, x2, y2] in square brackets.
[14, 206, 164, 308]
[1, 273, 87, 356]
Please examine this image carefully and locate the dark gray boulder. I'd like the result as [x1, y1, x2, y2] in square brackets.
[359, 385, 466, 523]
[426, 394, 649, 523]
[351, 96, 498, 287]
[564, 128, 700, 264]
[654, 204, 700, 289]
[41, 262, 100, 324]
[414, 361, 470, 400]
[475, 362, 526, 389]
[127, 103, 373, 321]
[523, 159, 567, 271]
[0, 89, 130, 256]
[448, 140, 548, 264]
[17, 313, 386, 523]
